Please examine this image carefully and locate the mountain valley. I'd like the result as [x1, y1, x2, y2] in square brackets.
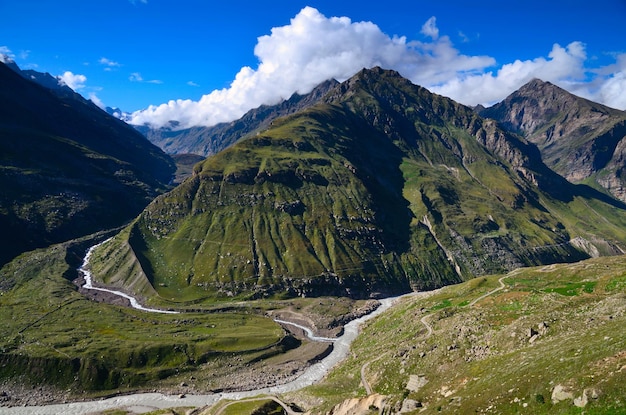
[1, 64, 625, 414]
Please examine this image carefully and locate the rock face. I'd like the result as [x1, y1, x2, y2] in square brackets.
[478, 79, 626, 201]
[329, 393, 387, 415]
[92, 68, 626, 301]
[0, 61, 175, 266]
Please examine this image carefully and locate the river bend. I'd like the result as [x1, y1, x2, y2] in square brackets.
[0, 241, 422, 415]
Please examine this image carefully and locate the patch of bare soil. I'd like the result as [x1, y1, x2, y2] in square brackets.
[73, 275, 132, 307]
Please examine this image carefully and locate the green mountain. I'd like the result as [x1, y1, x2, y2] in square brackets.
[0, 61, 176, 266]
[478, 79, 626, 201]
[137, 79, 339, 156]
[87, 68, 626, 304]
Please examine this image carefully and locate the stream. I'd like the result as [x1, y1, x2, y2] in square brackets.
[0, 241, 421, 415]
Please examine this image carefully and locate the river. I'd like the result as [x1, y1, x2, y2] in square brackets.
[0, 241, 424, 415]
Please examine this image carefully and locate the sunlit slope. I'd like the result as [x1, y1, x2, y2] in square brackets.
[303, 255, 626, 414]
[91, 68, 626, 302]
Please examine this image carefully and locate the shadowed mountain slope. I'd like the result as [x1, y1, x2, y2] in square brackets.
[0, 61, 175, 266]
[89, 68, 626, 302]
[478, 79, 626, 201]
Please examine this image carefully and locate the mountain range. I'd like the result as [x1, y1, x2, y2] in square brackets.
[0, 61, 175, 266]
[88, 68, 626, 304]
[1, 61, 626, 412]
[478, 79, 626, 201]
[135, 79, 339, 156]
[139, 75, 626, 207]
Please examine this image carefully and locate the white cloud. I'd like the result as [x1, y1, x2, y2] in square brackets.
[130, 72, 162, 84]
[0, 46, 15, 62]
[89, 93, 105, 109]
[430, 42, 589, 106]
[575, 53, 626, 110]
[595, 71, 626, 110]
[129, 7, 494, 129]
[421, 16, 439, 39]
[187, 81, 200, 87]
[57, 71, 87, 90]
[99, 57, 121, 68]
[129, 7, 626, 130]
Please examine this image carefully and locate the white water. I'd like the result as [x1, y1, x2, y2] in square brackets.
[78, 238, 178, 314]
[273, 319, 337, 343]
[0, 241, 422, 414]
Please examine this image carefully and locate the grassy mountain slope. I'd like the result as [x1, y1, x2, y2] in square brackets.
[292, 255, 626, 414]
[478, 79, 626, 201]
[0, 61, 176, 266]
[89, 68, 626, 304]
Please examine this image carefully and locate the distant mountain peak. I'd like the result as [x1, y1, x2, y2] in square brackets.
[139, 76, 340, 156]
[478, 77, 626, 201]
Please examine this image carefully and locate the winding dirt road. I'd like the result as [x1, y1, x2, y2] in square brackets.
[467, 274, 509, 307]
[359, 272, 516, 396]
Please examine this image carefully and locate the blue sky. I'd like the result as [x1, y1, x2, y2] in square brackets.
[1, 0, 625, 129]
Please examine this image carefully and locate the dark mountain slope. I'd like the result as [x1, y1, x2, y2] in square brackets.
[0, 62, 175, 266]
[138, 79, 339, 156]
[478, 79, 626, 201]
[89, 68, 626, 302]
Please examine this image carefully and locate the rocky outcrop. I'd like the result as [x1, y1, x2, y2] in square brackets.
[328, 393, 387, 415]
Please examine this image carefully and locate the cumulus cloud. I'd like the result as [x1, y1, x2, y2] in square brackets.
[130, 7, 494, 129]
[576, 53, 626, 110]
[430, 42, 588, 106]
[129, 6, 626, 130]
[58, 71, 87, 90]
[89, 93, 105, 109]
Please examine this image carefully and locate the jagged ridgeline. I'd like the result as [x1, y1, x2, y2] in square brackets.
[90, 68, 626, 301]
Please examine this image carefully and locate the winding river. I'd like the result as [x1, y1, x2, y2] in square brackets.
[1, 241, 422, 415]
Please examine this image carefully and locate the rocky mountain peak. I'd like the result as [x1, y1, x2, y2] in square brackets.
[478, 77, 626, 200]
[480, 78, 622, 136]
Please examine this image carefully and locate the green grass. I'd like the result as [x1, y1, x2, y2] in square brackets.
[0, 237, 284, 392]
[217, 399, 281, 415]
[430, 299, 452, 310]
[542, 281, 596, 296]
[291, 255, 626, 414]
